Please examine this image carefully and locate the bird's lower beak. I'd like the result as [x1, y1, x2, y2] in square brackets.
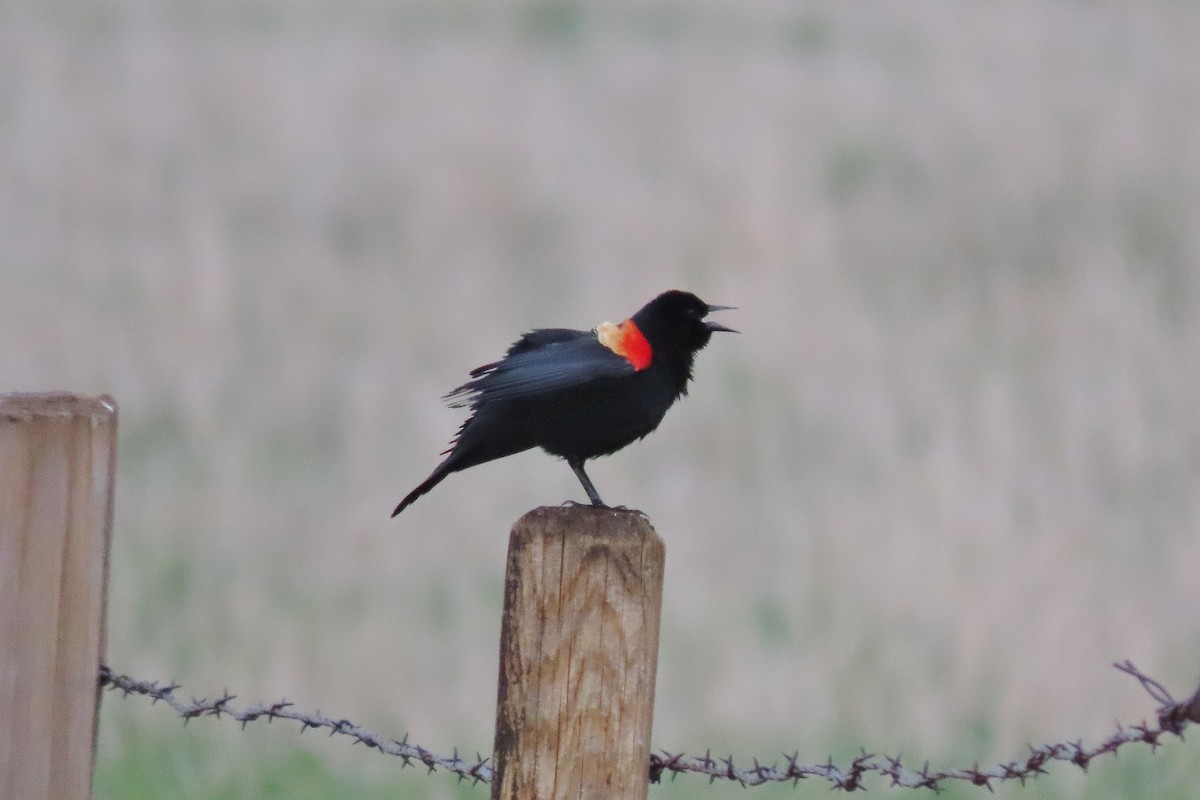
[705, 304, 738, 333]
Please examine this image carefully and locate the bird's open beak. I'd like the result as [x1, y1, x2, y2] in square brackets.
[705, 304, 738, 333]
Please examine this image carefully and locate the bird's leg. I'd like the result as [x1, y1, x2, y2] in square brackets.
[567, 458, 605, 506]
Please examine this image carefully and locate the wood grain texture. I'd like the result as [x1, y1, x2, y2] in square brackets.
[492, 505, 665, 800]
[1, 393, 117, 800]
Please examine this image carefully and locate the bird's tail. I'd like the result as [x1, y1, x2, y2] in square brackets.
[391, 459, 455, 517]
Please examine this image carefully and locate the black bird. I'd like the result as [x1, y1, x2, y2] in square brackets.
[391, 290, 735, 517]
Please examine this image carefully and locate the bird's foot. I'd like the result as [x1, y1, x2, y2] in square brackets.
[559, 499, 647, 518]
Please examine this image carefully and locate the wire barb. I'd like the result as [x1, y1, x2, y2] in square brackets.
[100, 660, 1197, 791]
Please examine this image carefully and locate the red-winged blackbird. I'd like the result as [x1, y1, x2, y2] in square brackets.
[391, 290, 735, 517]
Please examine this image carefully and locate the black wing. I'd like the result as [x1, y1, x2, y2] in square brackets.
[447, 328, 635, 409]
[465, 328, 583, 378]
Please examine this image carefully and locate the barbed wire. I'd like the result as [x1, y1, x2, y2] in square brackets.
[100, 660, 1199, 791]
[98, 665, 494, 784]
[649, 660, 1200, 790]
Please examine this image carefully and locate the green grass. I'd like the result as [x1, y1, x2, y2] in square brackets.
[96, 705, 485, 800]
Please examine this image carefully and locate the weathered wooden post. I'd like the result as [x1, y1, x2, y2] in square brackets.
[491, 505, 665, 800]
[0, 393, 117, 800]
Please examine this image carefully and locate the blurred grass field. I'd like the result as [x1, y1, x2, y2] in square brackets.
[3, 1, 1200, 797]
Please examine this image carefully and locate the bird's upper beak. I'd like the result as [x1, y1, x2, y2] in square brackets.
[704, 304, 738, 334]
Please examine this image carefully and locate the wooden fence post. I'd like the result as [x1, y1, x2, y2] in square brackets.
[1, 393, 117, 800]
[491, 505, 665, 800]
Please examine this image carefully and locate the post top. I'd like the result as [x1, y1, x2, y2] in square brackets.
[513, 505, 661, 546]
[520, 503, 652, 524]
[0, 393, 117, 422]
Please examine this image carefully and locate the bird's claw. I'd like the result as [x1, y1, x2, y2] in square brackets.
[558, 499, 646, 518]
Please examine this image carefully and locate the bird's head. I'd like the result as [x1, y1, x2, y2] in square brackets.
[631, 290, 737, 354]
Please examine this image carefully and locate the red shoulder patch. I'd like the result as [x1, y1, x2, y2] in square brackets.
[596, 320, 652, 370]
